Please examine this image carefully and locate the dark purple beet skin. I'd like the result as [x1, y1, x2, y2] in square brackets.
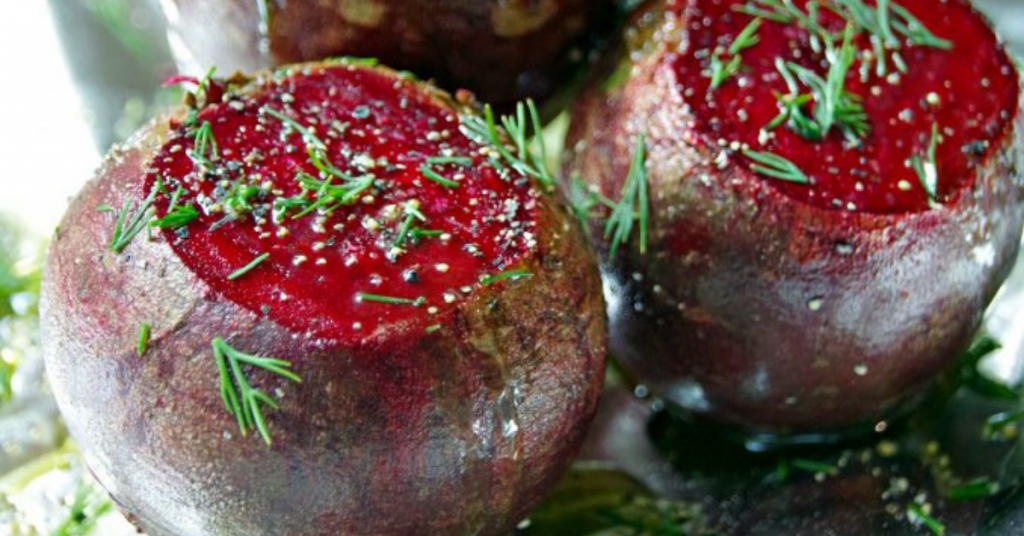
[565, 0, 1024, 437]
[163, 0, 604, 108]
[41, 61, 605, 536]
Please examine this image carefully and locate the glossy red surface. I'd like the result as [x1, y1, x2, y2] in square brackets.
[147, 65, 539, 340]
[670, 0, 1018, 213]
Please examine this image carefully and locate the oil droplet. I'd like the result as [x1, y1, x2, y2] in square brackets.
[807, 297, 824, 311]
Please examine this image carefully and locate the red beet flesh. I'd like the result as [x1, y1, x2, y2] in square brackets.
[567, 0, 1024, 437]
[673, 0, 1018, 214]
[152, 66, 537, 338]
[42, 62, 606, 536]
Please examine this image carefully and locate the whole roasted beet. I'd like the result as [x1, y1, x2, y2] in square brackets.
[162, 0, 605, 108]
[566, 0, 1024, 439]
[41, 60, 605, 536]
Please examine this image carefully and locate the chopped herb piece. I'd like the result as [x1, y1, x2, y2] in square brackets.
[946, 478, 1000, 502]
[743, 149, 811, 184]
[790, 458, 839, 475]
[96, 204, 114, 213]
[110, 183, 160, 253]
[420, 165, 460, 188]
[912, 123, 941, 204]
[51, 481, 114, 536]
[604, 133, 650, 257]
[425, 324, 443, 333]
[213, 337, 301, 445]
[227, 252, 270, 281]
[907, 503, 945, 535]
[481, 270, 534, 285]
[137, 323, 151, 358]
[152, 203, 199, 229]
[324, 56, 380, 67]
[426, 156, 473, 166]
[357, 293, 427, 306]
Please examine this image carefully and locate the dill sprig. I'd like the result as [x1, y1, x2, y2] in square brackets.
[188, 120, 219, 169]
[151, 186, 200, 230]
[768, 24, 869, 142]
[137, 323, 151, 358]
[604, 134, 650, 257]
[275, 172, 375, 220]
[426, 156, 473, 166]
[227, 252, 270, 281]
[261, 106, 328, 151]
[461, 100, 555, 190]
[213, 337, 301, 445]
[708, 18, 763, 90]
[357, 293, 427, 306]
[790, 458, 840, 475]
[110, 182, 160, 253]
[393, 200, 427, 249]
[912, 122, 941, 205]
[743, 149, 811, 183]
[907, 503, 946, 535]
[481, 270, 534, 285]
[51, 481, 114, 536]
[420, 165, 460, 188]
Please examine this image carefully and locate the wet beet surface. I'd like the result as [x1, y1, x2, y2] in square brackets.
[670, 0, 1018, 213]
[148, 64, 540, 340]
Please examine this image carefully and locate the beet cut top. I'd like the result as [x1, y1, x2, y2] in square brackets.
[146, 64, 540, 341]
[670, 0, 1019, 214]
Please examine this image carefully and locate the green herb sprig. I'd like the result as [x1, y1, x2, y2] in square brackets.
[604, 134, 650, 257]
[357, 293, 427, 306]
[912, 122, 941, 205]
[708, 18, 763, 90]
[213, 337, 301, 445]
[907, 502, 945, 535]
[151, 186, 200, 230]
[227, 252, 270, 281]
[481, 270, 533, 285]
[461, 100, 555, 190]
[743, 149, 811, 184]
[51, 481, 114, 536]
[393, 200, 428, 249]
[137, 323, 151, 357]
[110, 183, 160, 253]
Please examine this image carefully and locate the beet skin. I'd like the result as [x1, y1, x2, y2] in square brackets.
[41, 61, 605, 536]
[566, 0, 1024, 439]
[163, 0, 606, 108]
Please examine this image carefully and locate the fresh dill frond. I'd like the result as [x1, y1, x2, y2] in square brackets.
[604, 133, 650, 257]
[110, 182, 161, 253]
[743, 149, 811, 184]
[907, 503, 946, 535]
[420, 165, 460, 188]
[213, 337, 301, 445]
[51, 480, 114, 536]
[461, 100, 556, 190]
[709, 18, 763, 90]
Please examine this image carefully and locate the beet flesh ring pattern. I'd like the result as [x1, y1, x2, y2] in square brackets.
[566, 0, 1024, 438]
[41, 62, 605, 536]
[164, 0, 604, 108]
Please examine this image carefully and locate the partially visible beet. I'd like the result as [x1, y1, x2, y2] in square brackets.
[162, 0, 607, 108]
[42, 61, 605, 536]
[566, 0, 1024, 438]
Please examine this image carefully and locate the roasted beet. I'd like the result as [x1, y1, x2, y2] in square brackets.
[41, 61, 605, 536]
[566, 0, 1024, 438]
[162, 0, 605, 108]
